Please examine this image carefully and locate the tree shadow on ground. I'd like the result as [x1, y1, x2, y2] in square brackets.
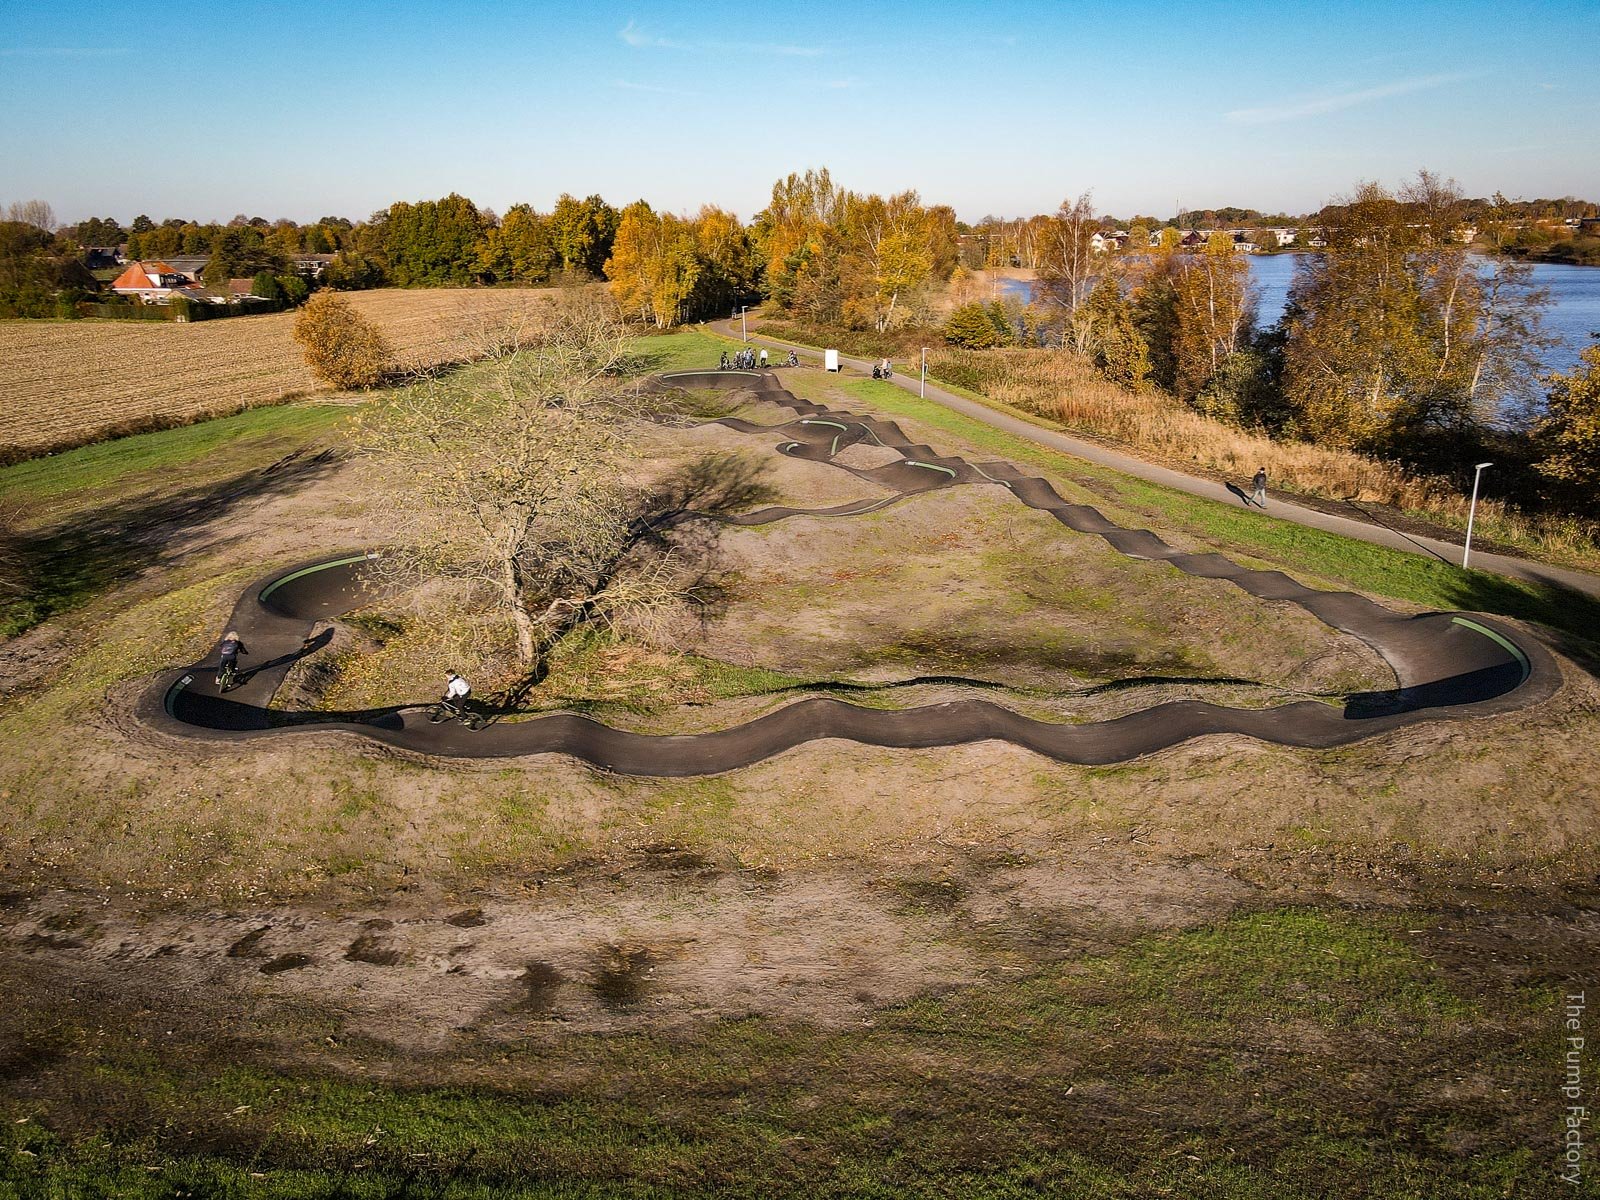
[481, 453, 774, 717]
[1436, 569, 1600, 678]
[2, 449, 345, 635]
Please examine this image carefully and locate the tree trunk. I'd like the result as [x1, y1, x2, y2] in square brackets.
[503, 557, 537, 666]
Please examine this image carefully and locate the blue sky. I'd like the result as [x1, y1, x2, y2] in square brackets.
[1, 0, 1595, 226]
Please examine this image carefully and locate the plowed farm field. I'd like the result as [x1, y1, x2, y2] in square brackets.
[0, 288, 566, 456]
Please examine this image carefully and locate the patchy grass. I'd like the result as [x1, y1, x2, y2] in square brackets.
[774, 369, 1600, 654]
[0, 908, 1563, 1197]
[0, 401, 351, 509]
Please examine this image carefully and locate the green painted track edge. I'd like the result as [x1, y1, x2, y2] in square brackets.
[259, 553, 377, 604]
[1451, 616, 1531, 684]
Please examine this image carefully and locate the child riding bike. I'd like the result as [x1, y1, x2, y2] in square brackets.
[216, 630, 247, 692]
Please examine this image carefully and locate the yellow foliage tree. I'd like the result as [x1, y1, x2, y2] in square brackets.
[291, 290, 392, 389]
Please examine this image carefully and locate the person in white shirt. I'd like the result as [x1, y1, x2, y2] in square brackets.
[443, 672, 471, 703]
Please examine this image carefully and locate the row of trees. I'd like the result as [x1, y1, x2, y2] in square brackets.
[945, 174, 1598, 503]
[605, 204, 759, 328]
[754, 169, 960, 331]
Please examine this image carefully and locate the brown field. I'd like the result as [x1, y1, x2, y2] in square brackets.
[0, 288, 570, 455]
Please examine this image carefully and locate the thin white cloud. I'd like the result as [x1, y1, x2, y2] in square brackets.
[618, 20, 823, 58]
[612, 79, 702, 97]
[0, 46, 130, 57]
[1225, 73, 1473, 124]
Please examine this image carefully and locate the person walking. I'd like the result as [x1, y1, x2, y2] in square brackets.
[759, 348, 769, 367]
[1251, 467, 1268, 508]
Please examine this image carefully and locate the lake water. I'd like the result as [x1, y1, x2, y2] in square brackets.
[1247, 255, 1599, 377]
[1001, 257, 1600, 378]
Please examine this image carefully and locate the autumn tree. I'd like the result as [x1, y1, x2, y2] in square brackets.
[477, 203, 556, 284]
[605, 201, 703, 329]
[840, 190, 935, 331]
[549, 194, 620, 277]
[292, 290, 393, 388]
[1282, 173, 1550, 450]
[362, 297, 684, 672]
[1171, 232, 1256, 402]
[689, 205, 759, 316]
[753, 168, 845, 288]
[1034, 192, 1101, 351]
[1536, 342, 1600, 498]
[1082, 271, 1151, 389]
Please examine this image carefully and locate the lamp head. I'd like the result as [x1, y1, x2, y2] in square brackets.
[1475, 462, 1493, 470]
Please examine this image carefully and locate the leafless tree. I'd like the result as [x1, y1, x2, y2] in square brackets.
[5, 200, 56, 232]
[362, 295, 687, 676]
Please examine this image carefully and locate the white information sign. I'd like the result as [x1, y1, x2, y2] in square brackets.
[825, 349, 840, 373]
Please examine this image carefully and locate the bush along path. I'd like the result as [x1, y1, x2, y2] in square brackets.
[137, 371, 1560, 775]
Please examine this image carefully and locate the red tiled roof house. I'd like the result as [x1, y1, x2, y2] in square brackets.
[109, 261, 203, 303]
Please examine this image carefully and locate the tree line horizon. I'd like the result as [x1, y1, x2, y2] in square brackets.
[2, 171, 1597, 514]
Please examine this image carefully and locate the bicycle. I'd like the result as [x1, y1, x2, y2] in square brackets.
[216, 658, 239, 693]
[425, 697, 487, 731]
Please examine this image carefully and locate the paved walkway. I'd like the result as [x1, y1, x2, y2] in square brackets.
[713, 320, 1600, 601]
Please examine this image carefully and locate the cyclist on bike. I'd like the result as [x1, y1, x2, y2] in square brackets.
[443, 672, 471, 705]
[217, 630, 247, 687]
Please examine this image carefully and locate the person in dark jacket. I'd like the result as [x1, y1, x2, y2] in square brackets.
[1251, 467, 1268, 508]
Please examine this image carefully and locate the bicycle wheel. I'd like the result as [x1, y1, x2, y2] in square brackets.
[463, 712, 487, 732]
[426, 704, 449, 724]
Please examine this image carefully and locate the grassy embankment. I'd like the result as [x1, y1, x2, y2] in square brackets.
[1, 908, 1564, 1198]
[703, 331, 1600, 656]
[751, 318, 1600, 575]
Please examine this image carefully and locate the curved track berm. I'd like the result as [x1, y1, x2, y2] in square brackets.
[136, 371, 1561, 775]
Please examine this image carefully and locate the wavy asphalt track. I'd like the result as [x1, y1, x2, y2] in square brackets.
[136, 371, 1560, 776]
[712, 318, 1600, 602]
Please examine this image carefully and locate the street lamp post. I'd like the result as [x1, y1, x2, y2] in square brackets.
[736, 306, 748, 343]
[920, 347, 928, 399]
[1462, 462, 1492, 569]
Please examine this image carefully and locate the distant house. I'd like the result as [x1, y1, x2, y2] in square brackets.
[110, 261, 204, 303]
[293, 253, 336, 279]
[1179, 231, 1208, 249]
[83, 246, 121, 271]
[162, 256, 210, 282]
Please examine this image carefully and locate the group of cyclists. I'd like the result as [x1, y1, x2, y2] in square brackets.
[214, 635, 484, 730]
[719, 347, 801, 370]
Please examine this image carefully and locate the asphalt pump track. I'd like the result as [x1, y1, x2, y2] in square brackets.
[136, 370, 1562, 776]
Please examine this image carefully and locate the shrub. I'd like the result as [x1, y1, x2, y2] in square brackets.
[943, 302, 1015, 349]
[292, 289, 393, 389]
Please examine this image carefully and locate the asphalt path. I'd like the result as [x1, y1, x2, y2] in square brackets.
[137, 371, 1560, 775]
[712, 319, 1600, 602]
